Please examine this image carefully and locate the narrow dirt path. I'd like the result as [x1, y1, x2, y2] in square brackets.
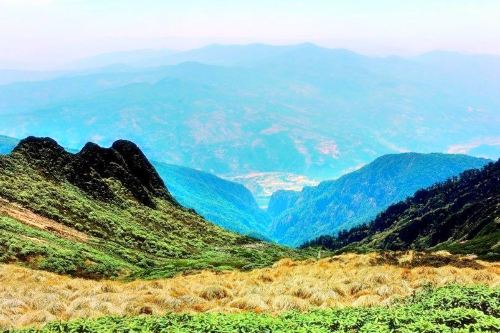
[0, 197, 88, 242]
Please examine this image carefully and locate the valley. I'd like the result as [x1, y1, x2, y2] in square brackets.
[153, 162, 271, 238]
[0, 137, 498, 332]
[227, 171, 319, 208]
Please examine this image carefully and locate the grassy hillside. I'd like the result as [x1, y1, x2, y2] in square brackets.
[2, 252, 498, 330]
[269, 153, 490, 246]
[0, 137, 303, 279]
[0, 135, 271, 238]
[153, 162, 271, 238]
[303, 160, 500, 260]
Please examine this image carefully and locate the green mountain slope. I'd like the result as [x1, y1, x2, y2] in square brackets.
[0, 136, 271, 237]
[0, 135, 18, 154]
[0, 137, 301, 279]
[269, 153, 491, 246]
[153, 162, 270, 238]
[302, 160, 500, 260]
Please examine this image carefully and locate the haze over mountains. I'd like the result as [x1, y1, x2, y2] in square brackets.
[1, 44, 499, 205]
[3, 0, 500, 330]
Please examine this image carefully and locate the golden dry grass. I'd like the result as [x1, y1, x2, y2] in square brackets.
[0, 252, 498, 329]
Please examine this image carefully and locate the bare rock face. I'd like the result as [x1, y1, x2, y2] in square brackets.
[14, 136, 176, 208]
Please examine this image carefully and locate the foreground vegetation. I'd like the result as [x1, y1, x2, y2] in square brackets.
[1, 252, 498, 329]
[12, 285, 500, 332]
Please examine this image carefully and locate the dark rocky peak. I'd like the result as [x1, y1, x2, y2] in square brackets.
[77, 140, 173, 207]
[111, 140, 168, 198]
[13, 136, 72, 176]
[12, 136, 176, 208]
[14, 136, 68, 160]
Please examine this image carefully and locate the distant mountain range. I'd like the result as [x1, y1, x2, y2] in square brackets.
[0, 137, 299, 278]
[302, 159, 500, 260]
[268, 153, 491, 246]
[68, 49, 177, 70]
[1, 44, 499, 204]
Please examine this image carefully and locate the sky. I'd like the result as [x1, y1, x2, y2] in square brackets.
[1, 0, 500, 69]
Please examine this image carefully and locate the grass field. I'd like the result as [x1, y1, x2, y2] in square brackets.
[14, 285, 500, 332]
[1, 252, 498, 330]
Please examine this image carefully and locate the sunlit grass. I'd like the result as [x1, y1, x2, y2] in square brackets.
[1, 251, 498, 329]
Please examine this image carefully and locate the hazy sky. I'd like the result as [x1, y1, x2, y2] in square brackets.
[1, 0, 500, 69]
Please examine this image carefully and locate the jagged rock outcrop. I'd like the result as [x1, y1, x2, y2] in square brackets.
[13, 136, 176, 207]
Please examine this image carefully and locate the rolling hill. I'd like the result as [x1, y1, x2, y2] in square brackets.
[302, 159, 500, 260]
[268, 153, 491, 246]
[0, 137, 302, 279]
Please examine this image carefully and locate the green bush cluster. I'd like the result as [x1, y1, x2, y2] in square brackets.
[0, 216, 130, 278]
[12, 285, 500, 333]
